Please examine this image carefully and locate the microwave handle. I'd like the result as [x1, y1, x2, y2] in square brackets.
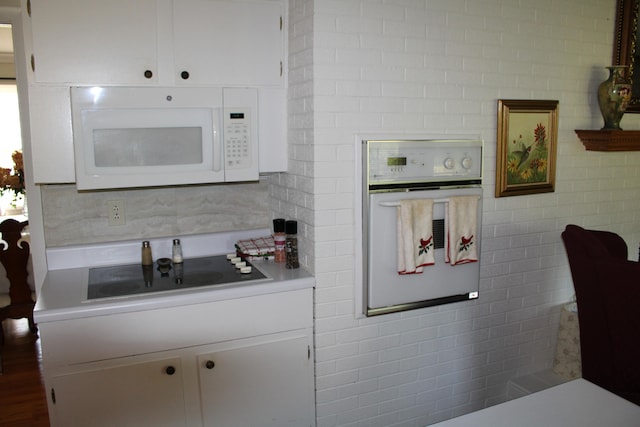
[213, 118, 222, 172]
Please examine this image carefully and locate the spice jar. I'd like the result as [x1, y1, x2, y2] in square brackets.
[273, 218, 286, 263]
[285, 220, 299, 269]
[141, 241, 153, 266]
[172, 239, 183, 264]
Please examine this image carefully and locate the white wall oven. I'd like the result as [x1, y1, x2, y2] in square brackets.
[362, 139, 483, 316]
[71, 86, 259, 190]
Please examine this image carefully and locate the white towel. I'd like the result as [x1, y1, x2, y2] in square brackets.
[446, 196, 479, 265]
[397, 199, 435, 274]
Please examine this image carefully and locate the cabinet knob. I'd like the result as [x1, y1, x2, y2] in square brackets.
[165, 366, 176, 375]
[180, 71, 190, 80]
[144, 70, 153, 79]
[205, 360, 215, 370]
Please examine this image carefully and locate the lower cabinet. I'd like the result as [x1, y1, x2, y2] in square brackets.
[198, 333, 313, 427]
[39, 289, 316, 427]
[48, 330, 314, 427]
[49, 355, 187, 427]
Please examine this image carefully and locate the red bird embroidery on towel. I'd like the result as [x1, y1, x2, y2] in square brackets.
[418, 236, 433, 255]
[458, 235, 474, 253]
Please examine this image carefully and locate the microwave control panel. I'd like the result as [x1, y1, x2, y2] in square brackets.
[224, 108, 252, 170]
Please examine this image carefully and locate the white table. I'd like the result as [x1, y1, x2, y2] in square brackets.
[431, 379, 640, 426]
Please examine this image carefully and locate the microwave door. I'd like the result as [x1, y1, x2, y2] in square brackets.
[74, 107, 225, 190]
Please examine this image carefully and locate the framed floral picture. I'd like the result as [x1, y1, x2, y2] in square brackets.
[496, 99, 558, 198]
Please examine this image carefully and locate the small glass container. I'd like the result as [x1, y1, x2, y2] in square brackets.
[285, 220, 299, 269]
[172, 239, 183, 263]
[141, 241, 153, 266]
[273, 218, 286, 263]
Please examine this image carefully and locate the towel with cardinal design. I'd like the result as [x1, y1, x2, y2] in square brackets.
[446, 196, 478, 265]
[397, 199, 435, 274]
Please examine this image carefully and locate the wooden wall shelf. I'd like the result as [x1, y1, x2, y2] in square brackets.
[574, 129, 640, 151]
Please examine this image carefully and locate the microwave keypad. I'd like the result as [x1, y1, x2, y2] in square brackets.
[225, 123, 250, 168]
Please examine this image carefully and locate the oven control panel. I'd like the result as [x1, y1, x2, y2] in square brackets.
[365, 139, 483, 186]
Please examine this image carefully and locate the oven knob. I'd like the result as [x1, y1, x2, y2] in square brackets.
[443, 157, 455, 169]
[461, 157, 473, 169]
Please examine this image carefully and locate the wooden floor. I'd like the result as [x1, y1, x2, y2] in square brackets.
[0, 318, 50, 427]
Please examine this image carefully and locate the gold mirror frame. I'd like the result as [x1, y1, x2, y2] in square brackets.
[614, 0, 640, 112]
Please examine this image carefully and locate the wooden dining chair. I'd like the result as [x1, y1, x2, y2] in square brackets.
[0, 219, 36, 347]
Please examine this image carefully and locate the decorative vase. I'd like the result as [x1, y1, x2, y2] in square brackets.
[597, 65, 632, 130]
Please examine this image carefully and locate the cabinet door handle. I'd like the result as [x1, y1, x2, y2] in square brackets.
[205, 360, 215, 369]
[144, 69, 153, 79]
[165, 366, 176, 375]
[180, 71, 190, 80]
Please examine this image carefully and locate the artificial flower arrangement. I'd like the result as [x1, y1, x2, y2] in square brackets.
[0, 150, 25, 207]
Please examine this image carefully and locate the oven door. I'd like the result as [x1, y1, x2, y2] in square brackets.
[365, 186, 482, 316]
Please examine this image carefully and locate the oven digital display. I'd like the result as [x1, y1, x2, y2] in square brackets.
[387, 157, 407, 166]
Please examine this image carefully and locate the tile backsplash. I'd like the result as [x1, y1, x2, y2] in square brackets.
[41, 180, 270, 247]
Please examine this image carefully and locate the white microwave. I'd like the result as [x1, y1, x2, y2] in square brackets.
[71, 86, 259, 190]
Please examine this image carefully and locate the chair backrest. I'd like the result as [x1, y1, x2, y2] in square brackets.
[561, 224, 627, 391]
[0, 219, 31, 305]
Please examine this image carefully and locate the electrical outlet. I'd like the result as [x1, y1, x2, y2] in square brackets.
[107, 200, 126, 226]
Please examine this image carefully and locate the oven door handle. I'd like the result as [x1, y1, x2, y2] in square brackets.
[378, 196, 479, 207]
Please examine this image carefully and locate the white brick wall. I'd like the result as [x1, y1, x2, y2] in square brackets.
[273, 0, 640, 426]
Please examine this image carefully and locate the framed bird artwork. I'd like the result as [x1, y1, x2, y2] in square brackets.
[496, 99, 558, 197]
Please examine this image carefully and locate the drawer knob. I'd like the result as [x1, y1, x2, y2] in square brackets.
[165, 366, 176, 375]
[144, 69, 153, 79]
[181, 70, 190, 80]
[205, 360, 215, 370]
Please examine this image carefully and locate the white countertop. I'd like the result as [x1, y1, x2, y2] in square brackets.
[36, 230, 315, 323]
[431, 379, 640, 427]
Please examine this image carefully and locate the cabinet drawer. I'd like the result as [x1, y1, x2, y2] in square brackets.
[40, 288, 312, 366]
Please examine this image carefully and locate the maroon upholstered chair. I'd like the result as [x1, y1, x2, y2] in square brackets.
[561, 224, 640, 405]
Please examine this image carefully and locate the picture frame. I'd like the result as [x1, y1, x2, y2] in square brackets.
[613, 0, 640, 113]
[495, 99, 558, 198]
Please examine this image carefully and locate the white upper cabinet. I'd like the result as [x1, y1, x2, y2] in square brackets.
[28, 0, 285, 87]
[29, 0, 159, 85]
[173, 0, 284, 87]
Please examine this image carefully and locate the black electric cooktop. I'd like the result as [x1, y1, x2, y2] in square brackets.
[87, 255, 268, 300]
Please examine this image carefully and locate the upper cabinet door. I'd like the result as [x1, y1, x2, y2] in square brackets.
[172, 0, 284, 87]
[29, 0, 159, 85]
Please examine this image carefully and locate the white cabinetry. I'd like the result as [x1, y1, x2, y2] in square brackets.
[49, 355, 187, 427]
[197, 333, 313, 426]
[172, 0, 284, 87]
[27, 85, 75, 183]
[28, 0, 159, 85]
[23, 0, 287, 184]
[28, 0, 284, 87]
[39, 289, 315, 427]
